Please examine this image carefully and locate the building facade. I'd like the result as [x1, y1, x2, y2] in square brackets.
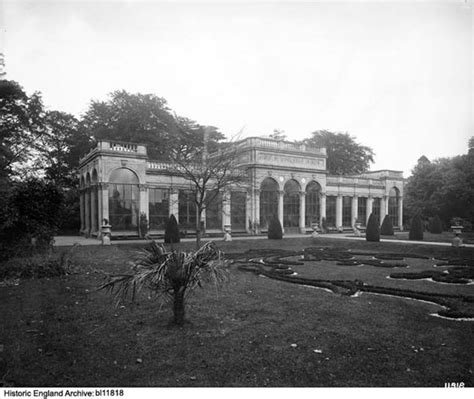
[78, 137, 404, 237]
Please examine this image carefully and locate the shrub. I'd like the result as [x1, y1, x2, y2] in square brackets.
[429, 215, 443, 234]
[365, 213, 380, 242]
[409, 214, 424, 240]
[267, 216, 283, 239]
[380, 215, 394, 235]
[164, 214, 180, 244]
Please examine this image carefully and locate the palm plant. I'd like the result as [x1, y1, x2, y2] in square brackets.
[100, 241, 228, 326]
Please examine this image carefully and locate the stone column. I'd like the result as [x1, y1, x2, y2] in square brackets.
[84, 188, 90, 237]
[398, 197, 404, 231]
[222, 191, 231, 231]
[351, 195, 358, 227]
[299, 191, 306, 234]
[320, 193, 326, 223]
[169, 188, 179, 219]
[367, 196, 373, 224]
[380, 195, 388, 224]
[336, 194, 343, 230]
[254, 189, 260, 230]
[79, 190, 85, 232]
[278, 190, 284, 229]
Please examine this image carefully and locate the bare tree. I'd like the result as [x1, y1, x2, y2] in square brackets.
[169, 124, 247, 248]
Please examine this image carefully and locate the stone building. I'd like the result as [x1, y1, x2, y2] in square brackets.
[78, 137, 404, 237]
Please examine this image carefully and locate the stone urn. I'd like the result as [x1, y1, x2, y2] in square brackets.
[450, 225, 463, 247]
[311, 222, 319, 238]
[223, 224, 232, 242]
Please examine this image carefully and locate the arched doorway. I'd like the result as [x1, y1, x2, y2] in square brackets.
[284, 179, 300, 231]
[260, 177, 278, 229]
[388, 187, 400, 227]
[305, 181, 321, 227]
[108, 168, 139, 232]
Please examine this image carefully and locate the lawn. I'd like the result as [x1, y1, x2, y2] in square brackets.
[0, 237, 473, 387]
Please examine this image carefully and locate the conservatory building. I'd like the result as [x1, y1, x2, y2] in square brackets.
[78, 137, 404, 237]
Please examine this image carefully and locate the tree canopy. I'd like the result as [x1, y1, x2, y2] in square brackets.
[0, 80, 45, 181]
[82, 90, 225, 161]
[404, 141, 474, 229]
[303, 130, 375, 175]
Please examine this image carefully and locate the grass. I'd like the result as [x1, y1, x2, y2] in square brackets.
[0, 237, 473, 387]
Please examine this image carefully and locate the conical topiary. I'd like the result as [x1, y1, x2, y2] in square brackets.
[409, 214, 424, 241]
[267, 216, 283, 239]
[429, 215, 443, 234]
[164, 214, 180, 244]
[380, 215, 394, 236]
[365, 213, 380, 242]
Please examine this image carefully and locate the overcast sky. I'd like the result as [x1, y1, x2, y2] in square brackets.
[1, 0, 472, 176]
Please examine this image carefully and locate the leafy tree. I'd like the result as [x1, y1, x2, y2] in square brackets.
[164, 214, 180, 244]
[409, 214, 424, 241]
[268, 216, 283, 239]
[82, 90, 223, 161]
[101, 241, 228, 326]
[37, 110, 92, 187]
[0, 179, 64, 260]
[303, 130, 374, 174]
[365, 213, 380, 242]
[380, 215, 394, 236]
[405, 145, 474, 230]
[0, 80, 45, 181]
[169, 128, 246, 248]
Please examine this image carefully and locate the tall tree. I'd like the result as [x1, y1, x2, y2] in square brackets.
[82, 90, 179, 160]
[0, 80, 45, 181]
[303, 130, 374, 175]
[37, 110, 92, 187]
[169, 125, 246, 248]
[405, 145, 474, 229]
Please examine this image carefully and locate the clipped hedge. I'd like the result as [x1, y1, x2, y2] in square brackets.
[365, 213, 380, 242]
[267, 216, 283, 239]
[380, 215, 394, 236]
[164, 214, 180, 244]
[409, 214, 424, 241]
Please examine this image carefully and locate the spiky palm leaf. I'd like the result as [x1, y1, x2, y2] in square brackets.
[100, 241, 228, 309]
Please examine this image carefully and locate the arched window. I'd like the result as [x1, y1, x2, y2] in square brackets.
[388, 187, 400, 227]
[231, 191, 246, 230]
[108, 168, 139, 231]
[260, 178, 278, 228]
[284, 179, 300, 229]
[305, 181, 321, 227]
